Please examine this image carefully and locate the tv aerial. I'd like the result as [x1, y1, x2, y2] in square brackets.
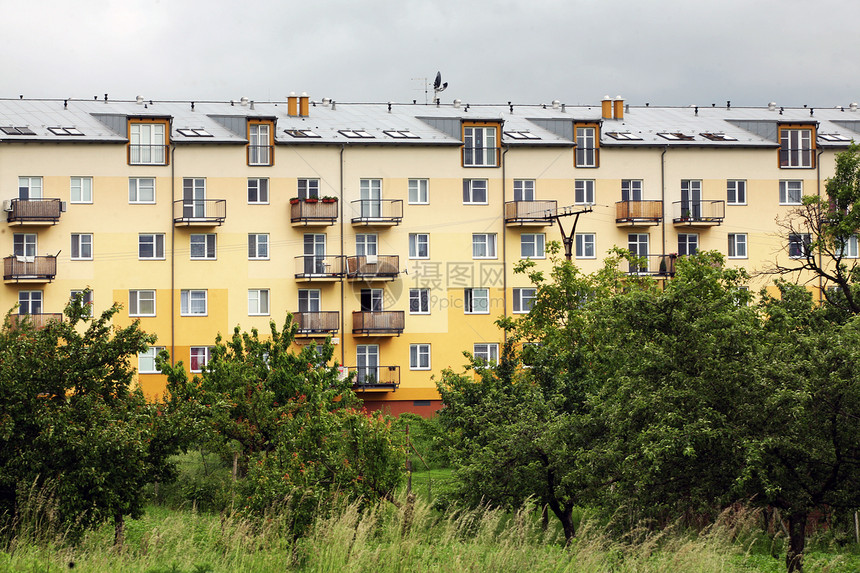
[433, 71, 448, 103]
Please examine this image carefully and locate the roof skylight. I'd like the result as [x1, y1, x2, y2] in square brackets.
[176, 128, 213, 137]
[47, 126, 84, 136]
[339, 129, 374, 139]
[606, 131, 643, 141]
[1, 126, 36, 135]
[657, 132, 695, 141]
[504, 130, 541, 140]
[699, 132, 737, 141]
[383, 130, 419, 139]
[819, 133, 853, 142]
[284, 129, 321, 138]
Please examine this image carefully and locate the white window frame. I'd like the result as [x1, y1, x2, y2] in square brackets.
[728, 233, 748, 259]
[298, 178, 320, 199]
[129, 123, 166, 165]
[575, 126, 598, 168]
[138, 346, 165, 374]
[788, 233, 812, 259]
[129, 177, 155, 204]
[780, 180, 803, 205]
[575, 233, 596, 259]
[356, 234, 378, 257]
[513, 288, 536, 314]
[248, 123, 271, 166]
[575, 179, 595, 205]
[70, 176, 93, 204]
[473, 343, 499, 365]
[70, 290, 93, 317]
[129, 289, 156, 317]
[180, 289, 208, 316]
[18, 176, 43, 200]
[521, 233, 545, 259]
[621, 180, 643, 202]
[409, 233, 429, 259]
[13, 233, 37, 257]
[70, 233, 93, 260]
[839, 235, 859, 259]
[189, 346, 212, 373]
[780, 128, 813, 168]
[409, 288, 430, 314]
[248, 289, 270, 316]
[18, 290, 42, 315]
[678, 233, 699, 256]
[513, 179, 535, 202]
[473, 233, 497, 259]
[463, 179, 488, 204]
[727, 180, 747, 205]
[408, 178, 429, 204]
[298, 289, 321, 313]
[248, 233, 269, 260]
[463, 126, 498, 167]
[189, 234, 216, 260]
[410, 344, 431, 370]
[247, 178, 269, 204]
[464, 288, 490, 314]
[139, 233, 165, 260]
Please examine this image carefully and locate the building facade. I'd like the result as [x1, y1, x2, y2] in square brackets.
[0, 94, 853, 414]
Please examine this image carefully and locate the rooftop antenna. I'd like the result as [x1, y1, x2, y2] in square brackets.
[411, 77, 428, 104]
[433, 71, 448, 104]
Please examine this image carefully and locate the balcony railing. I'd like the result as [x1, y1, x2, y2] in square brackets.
[3, 255, 57, 282]
[352, 311, 405, 335]
[671, 200, 725, 225]
[350, 200, 403, 225]
[350, 365, 400, 390]
[346, 255, 399, 280]
[128, 144, 168, 165]
[462, 146, 501, 167]
[624, 254, 677, 277]
[8, 313, 62, 330]
[292, 311, 339, 335]
[6, 199, 63, 225]
[616, 200, 663, 226]
[504, 200, 556, 225]
[291, 199, 338, 225]
[575, 147, 599, 168]
[173, 199, 226, 225]
[247, 145, 273, 166]
[294, 255, 345, 280]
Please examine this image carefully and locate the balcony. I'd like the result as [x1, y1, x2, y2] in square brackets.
[350, 365, 400, 391]
[128, 144, 168, 166]
[462, 147, 501, 167]
[504, 200, 556, 226]
[672, 201, 725, 226]
[346, 255, 399, 280]
[616, 200, 663, 227]
[352, 311, 405, 336]
[350, 200, 403, 226]
[173, 199, 226, 226]
[290, 199, 338, 226]
[8, 313, 62, 330]
[6, 199, 63, 225]
[294, 255, 345, 281]
[292, 311, 339, 336]
[3, 255, 57, 283]
[624, 254, 676, 277]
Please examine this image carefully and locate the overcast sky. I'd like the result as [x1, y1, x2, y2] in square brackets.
[2, 0, 857, 108]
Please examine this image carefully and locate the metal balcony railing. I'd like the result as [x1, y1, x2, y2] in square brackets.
[350, 200, 403, 225]
[616, 200, 663, 225]
[346, 255, 399, 279]
[624, 254, 677, 277]
[3, 255, 57, 282]
[294, 255, 346, 279]
[350, 365, 400, 390]
[6, 198, 63, 225]
[671, 200, 725, 224]
[462, 146, 501, 167]
[247, 145, 273, 166]
[352, 311, 405, 335]
[292, 311, 339, 335]
[173, 199, 226, 225]
[8, 313, 62, 330]
[128, 144, 168, 165]
[504, 200, 557, 224]
[290, 199, 338, 225]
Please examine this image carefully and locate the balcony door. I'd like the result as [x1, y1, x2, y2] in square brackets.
[183, 178, 206, 218]
[681, 180, 702, 219]
[360, 179, 381, 218]
[298, 289, 321, 313]
[356, 344, 379, 385]
[13, 233, 37, 258]
[360, 289, 383, 312]
[303, 234, 326, 274]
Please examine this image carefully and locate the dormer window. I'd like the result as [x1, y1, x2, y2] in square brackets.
[128, 119, 169, 165]
[779, 124, 815, 168]
[248, 121, 274, 166]
[575, 123, 599, 167]
[463, 122, 500, 167]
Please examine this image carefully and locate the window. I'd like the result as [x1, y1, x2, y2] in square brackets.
[189, 347, 212, 373]
[513, 288, 536, 313]
[728, 234, 748, 259]
[70, 290, 93, 317]
[247, 178, 269, 204]
[473, 343, 499, 365]
[298, 289, 320, 313]
[575, 233, 596, 259]
[473, 233, 497, 259]
[788, 233, 812, 259]
[513, 180, 535, 202]
[18, 291, 42, 314]
[13, 233, 37, 257]
[409, 233, 429, 259]
[839, 235, 859, 259]
[129, 290, 156, 317]
[356, 234, 378, 256]
[621, 180, 642, 201]
[408, 179, 428, 204]
[727, 180, 746, 205]
[248, 122, 272, 165]
[248, 289, 270, 315]
[575, 125, 598, 167]
[463, 179, 488, 204]
[780, 180, 803, 205]
[248, 234, 269, 259]
[359, 179, 382, 218]
[298, 178, 320, 199]
[409, 288, 430, 314]
[128, 121, 166, 165]
[180, 290, 207, 316]
[190, 234, 216, 260]
[464, 288, 490, 314]
[138, 346, 165, 373]
[410, 344, 431, 370]
[628, 233, 649, 273]
[521, 233, 545, 259]
[678, 234, 698, 256]
[70, 177, 92, 203]
[463, 125, 498, 166]
[575, 180, 595, 205]
[129, 178, 155, 203]
[780, 127, 814, 168]
[356, 345, 379, 385]
[139, 234, 165, 259]
[71, 233, 93, 260]
[18, 176, 42, 199]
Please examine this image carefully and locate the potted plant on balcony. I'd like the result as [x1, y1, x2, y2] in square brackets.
[304, 196, 319, 204]
[321, 196, 337, 203]
[289, 197, 300, 205]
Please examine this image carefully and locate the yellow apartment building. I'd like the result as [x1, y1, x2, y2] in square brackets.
[0, 94, 853, 415]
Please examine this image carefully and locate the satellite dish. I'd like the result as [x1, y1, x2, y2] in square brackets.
[433, 71, 448, 94]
